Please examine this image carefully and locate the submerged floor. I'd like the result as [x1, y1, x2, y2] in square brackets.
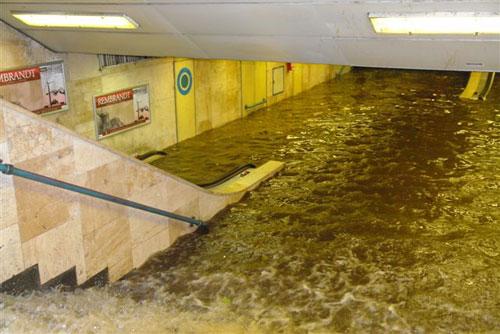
[2, 69, 499, 333]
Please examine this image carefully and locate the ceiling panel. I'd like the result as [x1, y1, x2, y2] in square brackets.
[24, 30, 207, 57]
[314, 2, 500, 39]
[337, 38, 500, 71]
[154, 4, 330, 36]
[0, 3, 179, 33]
[0, 0, 499, 71]
[189, 35, 347, 64]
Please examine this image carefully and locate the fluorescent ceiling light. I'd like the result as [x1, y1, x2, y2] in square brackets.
[369, 13, 500, 35]
[12, 12, 138, 29]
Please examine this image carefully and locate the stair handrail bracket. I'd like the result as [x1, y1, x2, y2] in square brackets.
[0, 160, 14, 175]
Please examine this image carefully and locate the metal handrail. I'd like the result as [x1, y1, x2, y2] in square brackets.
[197, 163, 256, 189]
[135, 150, 167, 161]
[0, 160, 208, 233]
[244, 98, 267, 110]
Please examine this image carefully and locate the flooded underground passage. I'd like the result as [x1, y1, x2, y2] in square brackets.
[1, 68, 499, 333]
[1, 2, 500, 333]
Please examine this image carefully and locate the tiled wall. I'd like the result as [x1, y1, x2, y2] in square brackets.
[1, 22, 349, 157]
[0, 100, 245, 285]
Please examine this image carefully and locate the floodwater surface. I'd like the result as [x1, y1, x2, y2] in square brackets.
[1, 69, 499, 333]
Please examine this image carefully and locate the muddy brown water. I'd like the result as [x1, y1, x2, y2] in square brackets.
[1, 69, 499, 333]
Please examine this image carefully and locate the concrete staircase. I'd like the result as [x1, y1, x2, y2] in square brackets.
[0, 99, 283, 290]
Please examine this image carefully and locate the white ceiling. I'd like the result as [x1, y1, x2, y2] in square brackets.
[1, 1, 499, 71]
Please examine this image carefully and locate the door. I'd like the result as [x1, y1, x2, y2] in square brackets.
[241, 61, 267, 116]
[293, 63, 303, 96]
[272, 65, 285, 96]
[175, 59, 196, 142]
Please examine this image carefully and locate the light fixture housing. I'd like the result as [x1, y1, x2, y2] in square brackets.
[12, 12, 139, 30]
[369, 12, 500, 35]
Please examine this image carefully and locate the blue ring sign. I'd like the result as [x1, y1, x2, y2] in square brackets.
[177, 67, 193, 96]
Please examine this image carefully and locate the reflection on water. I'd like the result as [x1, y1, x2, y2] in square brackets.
[2, 69, 499, 333]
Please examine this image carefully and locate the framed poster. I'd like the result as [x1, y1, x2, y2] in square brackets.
[0, 61, 68, 115]
[93, 85, 151, 139]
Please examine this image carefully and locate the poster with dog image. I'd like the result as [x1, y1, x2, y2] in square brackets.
[0, 61, 68, 115]
[93, 85, 151, 139]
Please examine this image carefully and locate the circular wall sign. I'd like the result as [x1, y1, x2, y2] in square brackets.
[177, 67, 193, 96]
